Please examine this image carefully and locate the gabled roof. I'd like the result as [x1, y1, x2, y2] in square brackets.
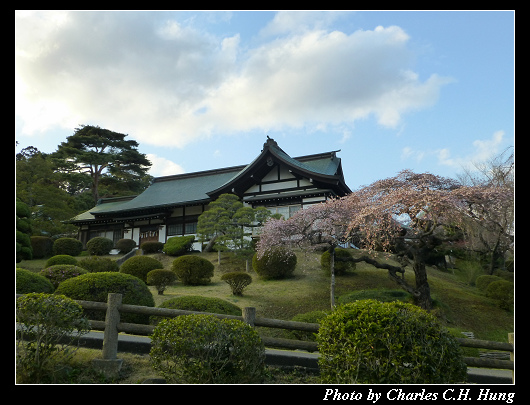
[207, 137, 350, 199]
[70, 138, 351, 223]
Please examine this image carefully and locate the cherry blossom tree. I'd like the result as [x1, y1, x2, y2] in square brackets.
[257, 170, 513, 311]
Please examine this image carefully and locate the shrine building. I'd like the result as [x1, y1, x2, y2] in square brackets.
[70, 137, 352, 249]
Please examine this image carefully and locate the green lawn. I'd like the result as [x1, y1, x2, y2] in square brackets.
[16, 248, 514, 383]
[17, 248, 514, 341]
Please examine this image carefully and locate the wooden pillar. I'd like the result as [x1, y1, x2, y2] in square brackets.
[242, 307, 256, 327]
[509, 333, 514, 383]
[92, 293, 123, 378]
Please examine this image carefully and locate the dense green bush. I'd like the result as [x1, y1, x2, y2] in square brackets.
[163, 235, 195, 256]
[486, 280, 514, 310]
[54, 272, 155, 324]
[475, 274, 503, 292]
[53, 238, 83, 256]
[141, 241, 164, 254]
[321, 248, 356, 276]
[16, 200, 33, 262]
[146, 269, 177, 295]
[172, 255, 214, 285]
[39, 265, 88, 288]
[16, 293, 90, 383]
[30, 236, 53, 259]
[86, 237, 114, 256]
[290, 310, 329, 342]
[119, 255, 164, 283]
[16, 268, 55, 294]
[115, 238, 136, 254]
[158, 295, 241, 315]
[252, 248, 297, 280]
[317, 300, 467, 384]
[221, 272, 252, 296]
[150, 315, 266, 383]
[45, 254, 78, 267]
[78, 256, 119, 273]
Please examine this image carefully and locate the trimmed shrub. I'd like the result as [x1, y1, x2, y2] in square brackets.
[141, 241, 164, 254]
[119, 255, 164, 283]
[151, 295, 241, 325]
[163, 235, 195, 256]
[45, 254, 78, 267]
[39, 265, 88, 288]
[172, 255, 214, 285]
[252, 248, 297, 280]
[221, 272, 252, 296]
[54, 272, 155, 324]
[290, 310, 329, 342]
[16, 268, 55, 294]
[53, 238, 83, 256]
[16, 293, 90, 383]
[78, 256, 119, 273]
[321, 248, 356, 276]
[475, 274, 503, 292]
[115, 238, 136, 254]
[86, 237, 114, 256]
[147, 269, 177, 295]
[150, 315, 266, 383]
[486, 280, 514, 310]
[30, 236, 53, 259]
[158, 295, 241, 315]
[317, 300, 467, 384]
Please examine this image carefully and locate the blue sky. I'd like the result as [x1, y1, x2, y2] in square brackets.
[15, 10, 514, 189]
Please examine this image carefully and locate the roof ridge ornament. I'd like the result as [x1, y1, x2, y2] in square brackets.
[264, 135, 278, 149]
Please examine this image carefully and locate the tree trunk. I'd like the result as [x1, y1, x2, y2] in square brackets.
[329, 245, 336, 309]
[411, 251, 432, 311]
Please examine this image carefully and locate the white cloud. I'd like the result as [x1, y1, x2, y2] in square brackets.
[146, 154, 185, 177]
[401, 130, 507, 169]
[15, 11, 453, 149]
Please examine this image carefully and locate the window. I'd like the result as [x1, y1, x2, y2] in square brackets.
[185, 222, 197, 234]
[167, 223, 183, 236]
[266, 204, 301, 219]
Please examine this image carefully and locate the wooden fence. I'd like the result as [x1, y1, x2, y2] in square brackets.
[16, 293, 514, 373]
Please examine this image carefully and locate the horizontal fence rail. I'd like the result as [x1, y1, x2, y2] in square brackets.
[16, 293, 513, 372]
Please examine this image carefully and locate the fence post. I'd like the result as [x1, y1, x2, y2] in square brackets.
[92, 293, 124, 378]
[509, 333, 514, 383]
[242, 307, 256, 327]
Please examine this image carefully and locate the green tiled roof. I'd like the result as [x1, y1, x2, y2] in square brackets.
[71, 139, 349, 223]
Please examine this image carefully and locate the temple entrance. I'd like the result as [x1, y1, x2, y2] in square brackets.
[139, 226, 159, 246]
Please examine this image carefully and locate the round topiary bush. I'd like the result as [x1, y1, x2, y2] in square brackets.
[119, 255, 164, 283]
[158, 295, 241, 315]
[45, 254, 78, 268]
[141, 241, 164, 254]
[115, 238, 137, 254]
[146, 269, 177, 295]
[150, 315, 266, 383]
[16, 268, 55, 294]
[171, 255, 214, 285]
[53, 238, 83, 256]
[39, 265, 88, 288]
[252, 248, 297, 280]
[163, 235, 195, 256]
[475, 274, 503, 292]
[486, 280, 514, 310]
[317, 300, 467, 384]
[290, 310, 329, 342]
[78, 256, 119, 273]
[86, 237, 114, 256]
[30, 236, 53, 259]
[221, 272, 252, 296]
[321, 248, 356, 276]
[54, 272, 155, 324]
